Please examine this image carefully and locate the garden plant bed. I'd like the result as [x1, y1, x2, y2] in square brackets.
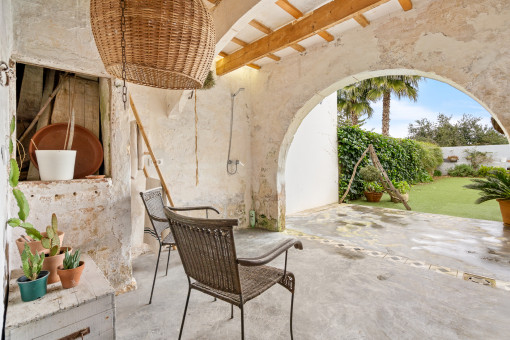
[350, 177, 502, 222]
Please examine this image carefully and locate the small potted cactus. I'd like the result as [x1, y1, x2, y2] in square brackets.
[17, 244, 49, 302]
[40, 214, 72, 284]
[57, 249, 85, 289]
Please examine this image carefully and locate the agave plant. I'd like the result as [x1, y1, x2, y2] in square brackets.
[464, 170, 510, 203]
[63, 249, 81, 270]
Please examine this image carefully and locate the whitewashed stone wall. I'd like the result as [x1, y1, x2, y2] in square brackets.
[285, 93, 338, 214]
[0, 0, 13, 329]
[438, 144, 510, 174]
[248, 0, 510, 230]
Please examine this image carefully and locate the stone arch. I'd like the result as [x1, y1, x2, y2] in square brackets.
[276, 69, 507, 228]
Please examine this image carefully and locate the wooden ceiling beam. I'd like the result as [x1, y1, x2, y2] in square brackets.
[231, 37, 281, 61]
[275, 0, 334, 43]
[218, 51, 261, 70]
[398, 0, 412, 11]
[354, 14, 370, 27]
[217, 0, 389, 75]
[249, 19, 306, 53]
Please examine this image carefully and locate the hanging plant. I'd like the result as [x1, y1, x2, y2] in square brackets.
[201, 71, 216, 90]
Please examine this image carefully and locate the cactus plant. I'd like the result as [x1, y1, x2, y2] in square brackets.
[41, 213, 60, 256]
[21, 243, 45, 281]
[63, 249, 81, 270]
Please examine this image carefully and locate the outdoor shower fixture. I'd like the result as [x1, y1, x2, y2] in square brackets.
[227, 88, 245, 175]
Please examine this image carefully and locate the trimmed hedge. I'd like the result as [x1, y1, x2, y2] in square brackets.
[338, 126, 442, 199]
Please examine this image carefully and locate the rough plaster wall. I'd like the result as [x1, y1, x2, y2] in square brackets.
[9, 81, 134, 292]
[285, 93, 338, 214]
[129, 71, 254, 234]
[0, 0, 13, 331]
[247, 0, 510, 229]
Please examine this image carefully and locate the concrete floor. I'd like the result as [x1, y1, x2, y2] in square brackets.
[287, 204, 510, 282]
[117, 211, 510, 339]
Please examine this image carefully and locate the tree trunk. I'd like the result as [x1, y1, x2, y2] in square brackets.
[382, 91, 391, 136]
[351, 111, 358, 125]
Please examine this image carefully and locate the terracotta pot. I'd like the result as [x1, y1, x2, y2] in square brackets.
[42, 246, 72, 284]
[16, 231, 65, 256]
[364, 191, 383, 202]
[57, 261, 85, 289]
[497, 199, 510, 227]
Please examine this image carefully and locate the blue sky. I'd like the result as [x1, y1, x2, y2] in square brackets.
[362, 78, 492, 138]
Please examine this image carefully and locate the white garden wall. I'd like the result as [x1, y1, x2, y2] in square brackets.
[285, 93, 338, 214]
[439, 144, 510, 174]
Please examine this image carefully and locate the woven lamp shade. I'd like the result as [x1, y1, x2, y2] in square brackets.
[90, 0, 216, 90]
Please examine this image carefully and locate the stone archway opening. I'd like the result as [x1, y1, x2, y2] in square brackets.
[278, 68, 508, 224]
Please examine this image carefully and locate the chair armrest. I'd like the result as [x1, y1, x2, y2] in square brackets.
[237, 239, 303, 267]
[166, 206, 220, 215]
[147, 214, 168, 223]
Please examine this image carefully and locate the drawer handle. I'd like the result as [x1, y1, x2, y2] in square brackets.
[58, 327, 90, 340]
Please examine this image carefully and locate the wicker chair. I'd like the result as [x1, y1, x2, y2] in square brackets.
[139, 187, 219, 304]
[164, 207, 303, 340]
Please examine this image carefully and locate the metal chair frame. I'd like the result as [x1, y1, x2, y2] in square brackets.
[164, 207, 303, 340]
[139, 187, 219, 304]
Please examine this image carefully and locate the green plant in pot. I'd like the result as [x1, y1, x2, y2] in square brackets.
[359, 165, 384, 202]
[40, 214, 72, 284]
[390, 180, 411, 203]
[57, 249, 85, 289]
[17, 244, 49, 302]
[465, 170, 510, 227]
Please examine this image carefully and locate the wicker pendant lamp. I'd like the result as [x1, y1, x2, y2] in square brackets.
[90, 0, 216, 90]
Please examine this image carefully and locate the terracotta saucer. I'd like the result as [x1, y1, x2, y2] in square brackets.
[29, 123, 103, 179]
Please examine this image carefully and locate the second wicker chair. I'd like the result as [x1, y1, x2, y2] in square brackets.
[164, 207, 303, 340]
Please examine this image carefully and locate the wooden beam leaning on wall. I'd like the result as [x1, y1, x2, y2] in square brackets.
[217, 0, 390, 75]
[275, 0, 334, 42]
[249, 19, 306, 53]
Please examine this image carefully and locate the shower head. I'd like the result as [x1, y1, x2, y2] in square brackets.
[232, 88, 245, 97]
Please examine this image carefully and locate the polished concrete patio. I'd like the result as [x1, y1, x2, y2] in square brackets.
[117, 206, 510, 339]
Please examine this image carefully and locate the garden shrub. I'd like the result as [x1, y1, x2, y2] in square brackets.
[448, 164, 476, 177]
[476, 165, 507, 177]
[464, 149, 494, 170]
[359, 165, 380, 182]
[338, 126, 433, 199]
[417, 141, 443, 174]
[433, 170, 442, 177]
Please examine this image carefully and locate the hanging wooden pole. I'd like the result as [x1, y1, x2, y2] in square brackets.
[129, 95, 174, 207]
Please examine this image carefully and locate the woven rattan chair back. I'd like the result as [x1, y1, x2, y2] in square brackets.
[165, 207, 241, 295]
[140, 187, 168, 238]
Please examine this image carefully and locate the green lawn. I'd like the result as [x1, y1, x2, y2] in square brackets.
[349, 177, 502, 222]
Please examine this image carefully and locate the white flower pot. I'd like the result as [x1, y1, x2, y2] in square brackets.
[36, 150, 76, 181]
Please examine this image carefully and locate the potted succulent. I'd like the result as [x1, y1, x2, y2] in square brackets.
[447, 155, 459, 162]
[465, 170, 510, 227]
[39, 214, 72, 284]
[57, 249, 85, 289]
[390, 180, 411, 203]
[17, 244, 49, 302]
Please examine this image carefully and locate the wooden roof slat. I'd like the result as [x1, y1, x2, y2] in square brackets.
[216, 0, 390, 75]
[398, 0, 412, 11]
[354, 14, 370, 27]
[275, 0, 334, 43]
[249, 19, 306, 53]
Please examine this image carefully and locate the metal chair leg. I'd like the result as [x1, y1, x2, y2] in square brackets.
[165, 246, 171, 276]
[290, 291, 295, 340]
[149, 245, 162, 304]
[231, 304, 234, 319]
[240, 298, 245, 340]
[179, 286, 192, 340]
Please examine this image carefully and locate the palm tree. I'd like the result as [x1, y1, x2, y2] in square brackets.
[366, 75, 422, 136]
[337, 83, 373, 126]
